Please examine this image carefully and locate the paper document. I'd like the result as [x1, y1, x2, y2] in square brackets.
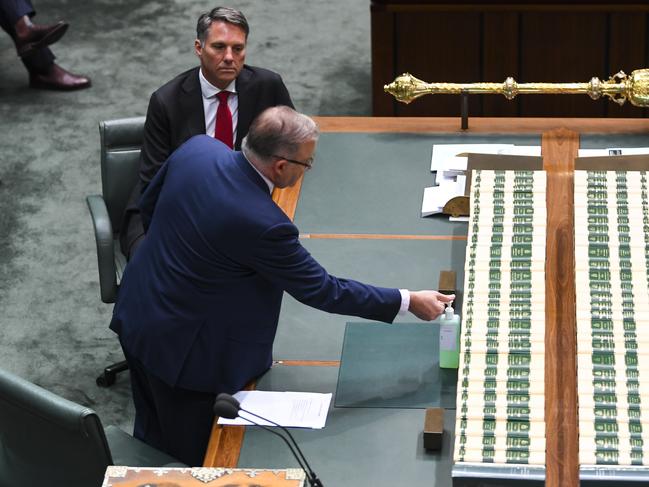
[422, 185, 452, 217]
[430, 144, 541, 173]
[217, 391, 332, 429]
[425, 143, 541, 218]
[578, 147, 649, 157]
[431, 143, 512, 172]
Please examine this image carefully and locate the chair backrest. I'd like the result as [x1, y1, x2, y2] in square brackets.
[99, 116, 145, 233]
[0, 368, 113, 487]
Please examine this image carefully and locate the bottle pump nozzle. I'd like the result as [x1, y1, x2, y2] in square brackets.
[445, 301, 454, 319]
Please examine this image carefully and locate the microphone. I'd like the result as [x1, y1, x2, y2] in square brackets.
[214, 393, 324, 487]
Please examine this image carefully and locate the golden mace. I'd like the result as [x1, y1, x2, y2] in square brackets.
[384, 69, 649, 107]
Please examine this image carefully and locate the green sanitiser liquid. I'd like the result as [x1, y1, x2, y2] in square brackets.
[439, 302, 460, 369]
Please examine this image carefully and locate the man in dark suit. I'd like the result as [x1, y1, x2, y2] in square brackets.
[110, 106, 455, 466]
[0, 0, 90, 90]
[120, 6, 293, 259]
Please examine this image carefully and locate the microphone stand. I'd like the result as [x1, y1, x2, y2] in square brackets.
[247, 420, 310, 481]
[240, 408, 324, 487]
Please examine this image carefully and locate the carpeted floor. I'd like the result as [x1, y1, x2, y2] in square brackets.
[0, 0, 372, 434]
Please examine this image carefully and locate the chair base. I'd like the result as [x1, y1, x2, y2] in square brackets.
[96, 360, 129, 387]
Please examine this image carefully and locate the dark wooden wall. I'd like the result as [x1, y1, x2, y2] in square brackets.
[371, 1, 649, 117]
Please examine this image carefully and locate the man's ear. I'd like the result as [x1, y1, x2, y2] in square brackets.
[271, 158, 288, 177]
[194, 39, 202, 57]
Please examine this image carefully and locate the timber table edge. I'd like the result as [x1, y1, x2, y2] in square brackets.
[311, 116, 649, 134]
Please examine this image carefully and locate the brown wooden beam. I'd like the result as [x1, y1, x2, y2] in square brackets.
[542, 128, 579, 487]
[312, 116, 649, 134]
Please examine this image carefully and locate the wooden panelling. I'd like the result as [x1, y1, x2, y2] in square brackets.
[519, 12, 607, 117]
[482, 12, 520, 116]
[394, 12, 482, 116]
[371, 5, 396, 116]
[608, 13, 648, 117]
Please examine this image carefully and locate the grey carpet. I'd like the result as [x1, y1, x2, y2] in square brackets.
[0, 0, 372, 434]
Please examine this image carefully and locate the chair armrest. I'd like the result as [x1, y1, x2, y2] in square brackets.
[104, 425, 187, 467]
[86, 195, 118, 303]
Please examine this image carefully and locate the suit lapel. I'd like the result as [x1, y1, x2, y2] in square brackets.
[180, 68, 206, 139]
[235, 67, 254, 149]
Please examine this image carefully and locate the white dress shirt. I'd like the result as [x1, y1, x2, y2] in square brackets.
[243, 152, 275, 194]
[199, 68, 239, 143]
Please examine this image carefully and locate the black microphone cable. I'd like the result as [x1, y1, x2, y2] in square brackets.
[238, 406, 323, 487]
[214, 393, 324, 487]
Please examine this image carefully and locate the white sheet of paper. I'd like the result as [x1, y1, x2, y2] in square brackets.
[217, 391, 332, 429]
[422, 174, 468, 218]
[430, 143, 516, 172]
[421, 186, 445, 217]
[578, 147, 649, 157]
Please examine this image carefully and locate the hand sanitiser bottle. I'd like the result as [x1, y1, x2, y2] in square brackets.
[439, 302, 460, 369]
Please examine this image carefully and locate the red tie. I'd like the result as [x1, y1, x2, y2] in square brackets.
[214, 91, 233, 148]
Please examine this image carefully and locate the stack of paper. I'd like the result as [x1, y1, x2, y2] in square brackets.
[422, 144, 541, 218]
[578, 147, 649, 157]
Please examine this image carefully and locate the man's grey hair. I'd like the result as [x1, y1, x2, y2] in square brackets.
[242, 106, 320, 165]
[197, 7, 249, 46]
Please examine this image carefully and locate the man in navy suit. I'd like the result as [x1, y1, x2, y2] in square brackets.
[120, 6, 293, 259]
[110, 106, 454, 466]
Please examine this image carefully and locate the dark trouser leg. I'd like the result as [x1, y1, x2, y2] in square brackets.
[120, 183, 146, 260]
[120, 210, 145, 260]
[21, 46, 54, 74]
[0, 0, 54, 74]
[125, 352, 217, 466]
[0, 0, 35, 27]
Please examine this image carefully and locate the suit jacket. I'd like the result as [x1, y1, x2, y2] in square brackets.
[110, 136, 401, 394]
[120, 65, 294, 257]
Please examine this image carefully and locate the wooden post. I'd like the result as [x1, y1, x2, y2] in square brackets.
[542, 128, 579, 487]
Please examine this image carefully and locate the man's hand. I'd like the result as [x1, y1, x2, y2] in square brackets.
[408, 291, 455, 321]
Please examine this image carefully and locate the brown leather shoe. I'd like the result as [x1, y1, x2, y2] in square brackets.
[15, 19, 69, 57]
[29, 63, 91, 91]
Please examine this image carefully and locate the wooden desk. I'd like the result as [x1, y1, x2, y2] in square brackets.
[203, 117, 649, 487]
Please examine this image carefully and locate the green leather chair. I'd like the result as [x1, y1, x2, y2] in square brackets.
[0, 367, 183, 487]
[87, 116, 145, 386]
